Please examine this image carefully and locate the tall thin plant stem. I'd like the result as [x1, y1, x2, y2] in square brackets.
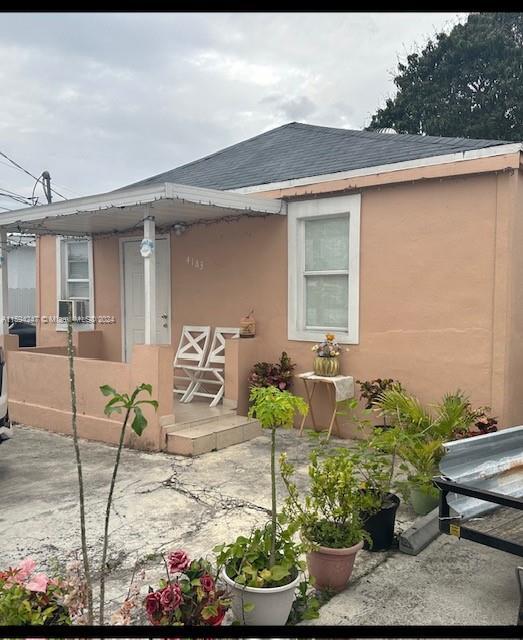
[270, 425, 277, 567]
[67, 311, 93, 624]
[99, 405, 131, 625]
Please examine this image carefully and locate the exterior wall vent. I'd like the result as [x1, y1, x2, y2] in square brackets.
[375, 127, 398, 134]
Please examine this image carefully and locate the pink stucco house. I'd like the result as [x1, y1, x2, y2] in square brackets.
[1, 122, 522, 453]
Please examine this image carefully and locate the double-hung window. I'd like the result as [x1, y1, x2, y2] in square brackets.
[288, 194, 360, 343]
[56, 237, 94, 330]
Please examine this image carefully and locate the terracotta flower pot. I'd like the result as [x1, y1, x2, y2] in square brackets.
[306, 539, 363, 592]
[313, 356, 340, 377]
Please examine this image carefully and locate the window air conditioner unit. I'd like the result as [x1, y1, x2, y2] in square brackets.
[58, 299, 89, 323]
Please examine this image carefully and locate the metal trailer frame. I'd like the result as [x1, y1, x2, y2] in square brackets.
[434, 476, 523, 625]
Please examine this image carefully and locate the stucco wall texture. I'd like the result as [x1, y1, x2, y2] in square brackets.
[33, 166, 523, 435]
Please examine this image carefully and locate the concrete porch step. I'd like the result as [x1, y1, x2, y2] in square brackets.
[162, 408, 237, 435]
[165, 415, 262, 456]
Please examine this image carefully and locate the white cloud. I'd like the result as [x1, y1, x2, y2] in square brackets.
[0, 12, 466, 208]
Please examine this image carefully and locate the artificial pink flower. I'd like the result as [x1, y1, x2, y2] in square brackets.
[16, 558, 36, 581]
[159, 584, 182, 612]
[26, 573, 49, 593]
[207, 606, 226, 626]
[145, 591, 162, 618]
[167, 550, 190, 573]
[200, 574, 214, 593]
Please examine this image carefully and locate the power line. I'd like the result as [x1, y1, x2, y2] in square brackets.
[50, 181, 79, 197]
[0, 150, 39, 181]
[0, 192, 32, 205]
[0, 185, 33, 201]
[31, 174, 43, 206]
[0, 150, 67, 201]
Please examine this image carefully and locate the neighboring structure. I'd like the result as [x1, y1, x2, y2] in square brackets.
[0, 122, 522, 451]
[7, 235, 35, 318]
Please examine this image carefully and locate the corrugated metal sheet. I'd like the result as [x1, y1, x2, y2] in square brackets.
[439, 425, 523, 520]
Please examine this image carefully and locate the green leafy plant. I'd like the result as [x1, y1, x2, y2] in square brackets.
[335, 399, 401, 516]
[370, 388, 473, 501]
[375, 387, 476, 441]
[98, 383, 158, 624]
[394, 433, 444, 501]
[213, 386, 308, 622]
[345, 434, 398, 516]
[286, 574, 320, 625]
[0, 558, 71, 625]
[247, 386, 308, 568]
[280, 447, 369, 550]
[214, 522, 304, 590]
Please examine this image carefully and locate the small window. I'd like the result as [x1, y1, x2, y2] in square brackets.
[56, 238, 94, 330]
[288, 194, 360, 343]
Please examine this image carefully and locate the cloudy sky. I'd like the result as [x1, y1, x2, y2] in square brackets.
[0, 12, 466, 209]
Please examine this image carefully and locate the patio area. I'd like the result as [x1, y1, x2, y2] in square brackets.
[1, 423, 519, 625]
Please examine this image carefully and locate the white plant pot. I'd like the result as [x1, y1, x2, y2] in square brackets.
[221, 566, 301, 626]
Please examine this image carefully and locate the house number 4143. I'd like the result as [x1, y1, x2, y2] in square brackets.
[186, 256, 204, 270]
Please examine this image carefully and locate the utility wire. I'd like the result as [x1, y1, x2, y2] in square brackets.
[0, 150, 39, 181]
[0, 192, 32, 205]
[31, 174, 43, 206]
[0, 185, 33, 201]
[0, 149, 67, 201]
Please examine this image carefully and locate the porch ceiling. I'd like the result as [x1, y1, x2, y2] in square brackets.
[0, 182, 286, 236]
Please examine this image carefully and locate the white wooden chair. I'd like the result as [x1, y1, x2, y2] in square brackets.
[173, 325, 212, 398]
[180, 327, 240, 407]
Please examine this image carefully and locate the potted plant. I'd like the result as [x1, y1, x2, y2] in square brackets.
[214, 386, 308, 625]
[311, 333, 343, 377]
[355, 378, 403, 429]
[347, 433, 401, 551]
[374, 387, 477, 515]
[394, 434, 444, 515]
[144, 549, 231, 626]
[280, 447, 367, 592]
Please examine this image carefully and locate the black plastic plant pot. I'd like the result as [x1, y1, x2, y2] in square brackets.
[362, 493, 400, 552]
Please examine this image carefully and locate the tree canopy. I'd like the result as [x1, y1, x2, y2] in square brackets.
[367, 13, 523, 141]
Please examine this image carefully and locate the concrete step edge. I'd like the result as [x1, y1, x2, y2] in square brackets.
[162, 411, 239, 433]
[167, 418, 260, 440]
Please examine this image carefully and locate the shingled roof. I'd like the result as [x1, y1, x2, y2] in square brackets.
[124, 122, 508, 192]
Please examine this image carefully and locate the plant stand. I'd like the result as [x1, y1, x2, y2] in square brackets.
[297, 372, 354, 440]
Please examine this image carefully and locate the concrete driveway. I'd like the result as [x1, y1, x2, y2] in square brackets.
[0, 424, 520, 625]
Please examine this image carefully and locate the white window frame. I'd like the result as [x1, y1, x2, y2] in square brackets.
[55, 236, 95, 332]
[288, 193, 361, 344]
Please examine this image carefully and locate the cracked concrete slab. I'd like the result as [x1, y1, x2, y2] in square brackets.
[1, 424, 520, 625]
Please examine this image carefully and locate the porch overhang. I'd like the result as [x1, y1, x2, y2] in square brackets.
[0, 182, 286, 236]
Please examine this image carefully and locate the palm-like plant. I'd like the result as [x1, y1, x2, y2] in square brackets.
[375, 388, 474, 441]
[373, 388, 475, 500]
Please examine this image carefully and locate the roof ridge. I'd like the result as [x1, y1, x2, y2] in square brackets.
[132, 122, 298, 186]
[287, 121, 506, 146]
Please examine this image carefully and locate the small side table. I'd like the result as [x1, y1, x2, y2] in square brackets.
[298, 372, 355, 440]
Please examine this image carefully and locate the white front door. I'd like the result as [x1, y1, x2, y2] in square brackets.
[122, 237, 171, 361]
